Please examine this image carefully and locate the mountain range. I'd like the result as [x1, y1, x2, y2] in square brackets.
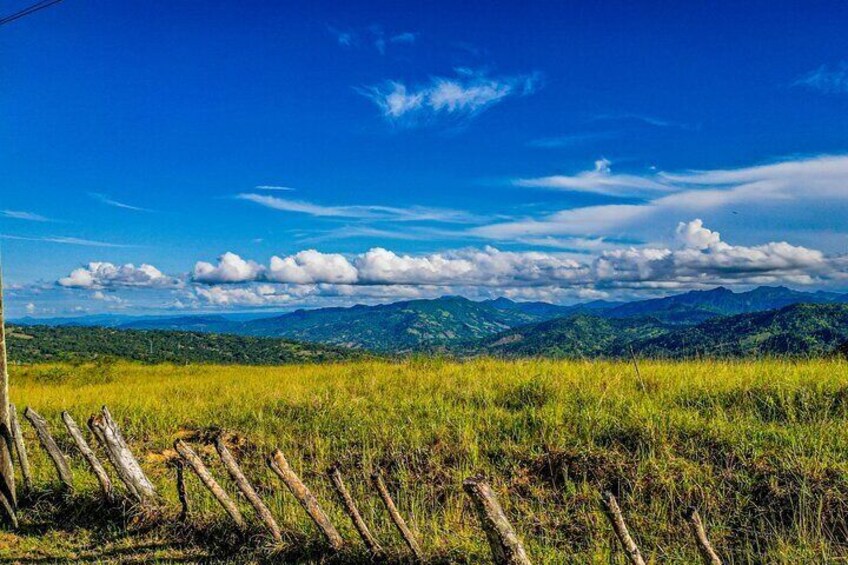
[13, 285, 848, 358]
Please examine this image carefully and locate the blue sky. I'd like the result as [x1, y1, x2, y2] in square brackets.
[3, 0, 848, 317]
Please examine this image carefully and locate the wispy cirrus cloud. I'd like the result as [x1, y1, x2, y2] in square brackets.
[89, 193, 153, 212]
[475, 154, 848, 246]
[359, 68, 542, 124]
[236, 193, 482, 224]
[794, 62, 848, 94]
[1, 234, 133, 248]
[254, 185, 295, 191]
[591, 113, 694, 130]
[528, 131, 617, 149]
[1, 210, 52, 222]
[328, 25, 417, 54]
[514, 158, 670, 197]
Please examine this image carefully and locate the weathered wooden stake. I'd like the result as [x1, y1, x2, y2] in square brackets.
[9, 405, 30, 492]
[371, 469, 423, 560]
[267, 449, 343, 550]
[0, 269, 17, 518]
[215, 436, 281, 542]
[687, 508, 722, 565]
[23, 407, 73, 491]
[463, 475, 531, 565]
[600, 492, 646, 565]
[328, 465, 383, 556]
[61, 411, 113, 501]
[175, 460, 189, 521]
[174, 439, 245, 529]
[88, 406, 156, 504]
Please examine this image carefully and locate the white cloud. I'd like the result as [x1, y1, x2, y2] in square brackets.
[89, 193, 152, 212]
[236, 193, 480, 223]
[514, 158, 670, 197]
[193, 252, 263, 284]
[360, 69, 541, 123]
[478, 154, 848, 247]
[2, 210, 51, 222]
[794, 62, 848, 94]
[186, 220, 835, 293]
[267, 250, 358, 284]
[254, 185, 295, 191]
[59, 262, 177, 289]
[25, 303, 36, 315]
[194, 284, 310, 307]
[1, 234, 132, 248]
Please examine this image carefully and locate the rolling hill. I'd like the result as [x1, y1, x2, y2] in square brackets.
[236, 295, 540, 352]
[6, 325, 363, 365]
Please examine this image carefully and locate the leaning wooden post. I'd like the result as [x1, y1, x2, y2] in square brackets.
[215, 436, 281, 542]
[61, 411, 113, 501]
[88, 406, 156, 504]
[9, 405, 31, 492]
[600, 492, 646, 565]
[23, 407, 73, 491]
[687, 508, 722, 565]
[463, 475, 531, 565]
[174, 460, 190, 521]
[267, 449, 343, 550]
[328, 465, 383, 556]
[371, 469, 424, 560]
[174, 440, 245, 530]
[0, 270, 17, 519]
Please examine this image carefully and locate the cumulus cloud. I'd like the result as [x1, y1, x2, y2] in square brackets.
[193, 252, 263, 284]
[359, 68, 541, 123]
[267, 250, 358, 284]
[58, 262, 177, 289]
[186, 219, 840, 293]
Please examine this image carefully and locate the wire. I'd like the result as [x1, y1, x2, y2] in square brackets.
[0, 0, 64, 27]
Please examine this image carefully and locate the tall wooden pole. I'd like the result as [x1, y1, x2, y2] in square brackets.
[0, 268, 17, 520]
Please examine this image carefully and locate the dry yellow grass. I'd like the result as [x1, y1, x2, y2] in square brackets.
[2, 357, 848, 563]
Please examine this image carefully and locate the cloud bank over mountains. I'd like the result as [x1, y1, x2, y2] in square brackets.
[49, 219, 847, 310]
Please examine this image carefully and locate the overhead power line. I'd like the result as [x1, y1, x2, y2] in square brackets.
[0, 0, 64, 27]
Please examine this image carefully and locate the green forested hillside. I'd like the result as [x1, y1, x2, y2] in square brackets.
[465, 304, 848, 359]
[6, 325, 362, 364]
[240, 295, 539, 352]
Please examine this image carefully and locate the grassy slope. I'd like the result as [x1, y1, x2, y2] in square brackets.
[4, 359, 848, 563]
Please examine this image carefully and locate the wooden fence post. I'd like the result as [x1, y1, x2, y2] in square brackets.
[371, 469, 424, 560]
[687, 508, 722, 565]
[600, 492, 646, 565]
[9, 405, 30, 492]
[267, 449, 343, 550]
[174, 439, 245, 530]
[0, 269, 17, 519]
[175, 460, 189, 521]
[463, 475, 531, 565]
[215, 436, 281, 542]
[61, 411, 113, 501]
[88, 406, 156, 504]
[23, 407, 73, 491]
[328, 465, 383, 556]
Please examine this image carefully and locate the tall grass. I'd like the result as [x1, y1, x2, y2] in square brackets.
[5, 358, 848, 563]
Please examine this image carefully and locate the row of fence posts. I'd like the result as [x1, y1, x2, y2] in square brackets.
[7, 403, 724, 564]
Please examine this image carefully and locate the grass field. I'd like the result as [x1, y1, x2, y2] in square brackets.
[3, 358, 848, 563]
